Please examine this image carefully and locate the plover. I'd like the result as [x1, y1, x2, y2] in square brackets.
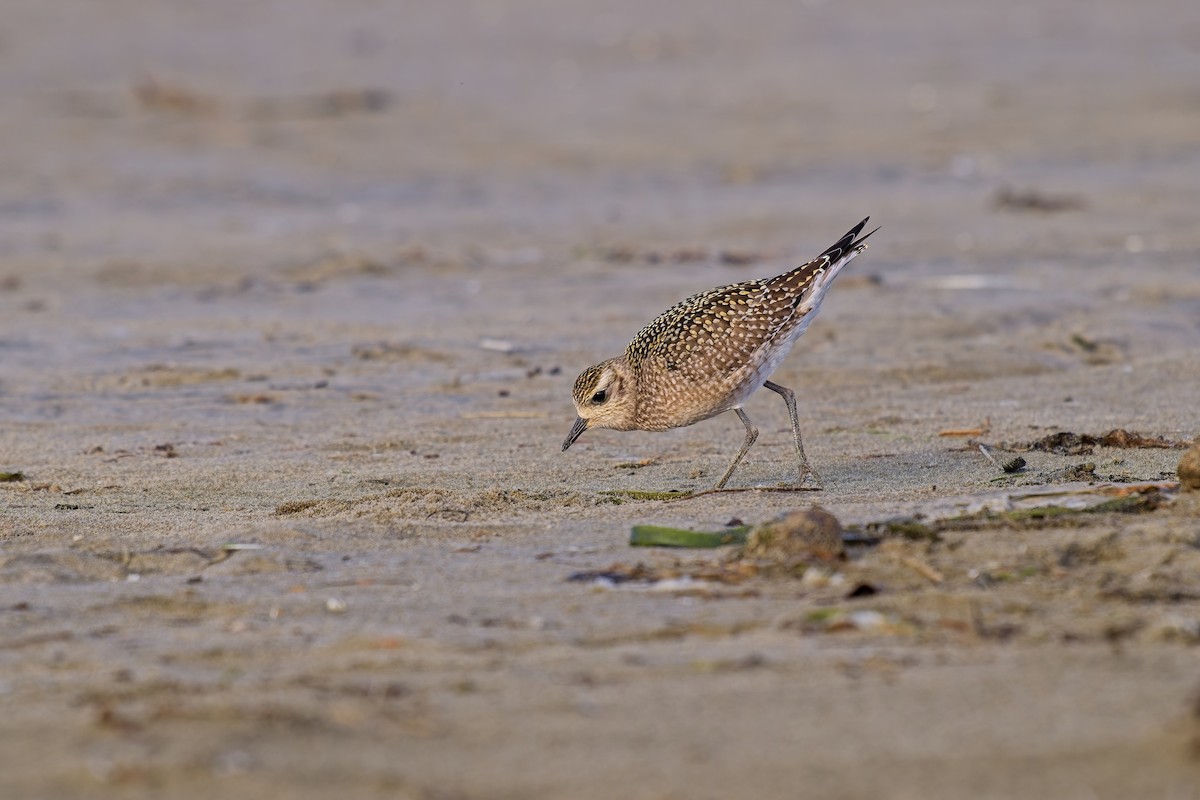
[562, 218, 876, 489]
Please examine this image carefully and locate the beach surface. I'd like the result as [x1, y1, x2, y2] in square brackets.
[2, 1, 1200, 797]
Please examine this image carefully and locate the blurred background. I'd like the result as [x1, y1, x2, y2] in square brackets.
[3, 0, 1199, 272]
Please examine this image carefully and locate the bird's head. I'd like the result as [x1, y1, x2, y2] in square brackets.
[561, 358, 637, 451]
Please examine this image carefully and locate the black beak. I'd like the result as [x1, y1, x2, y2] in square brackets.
[561, 417, 589, 451]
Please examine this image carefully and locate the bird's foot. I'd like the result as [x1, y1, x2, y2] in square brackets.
[796, 466, 823, 491]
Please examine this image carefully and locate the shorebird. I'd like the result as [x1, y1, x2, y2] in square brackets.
[562, 218, 877, 489]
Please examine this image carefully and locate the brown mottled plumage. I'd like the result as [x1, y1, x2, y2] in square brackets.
[562, 218, 877, 489]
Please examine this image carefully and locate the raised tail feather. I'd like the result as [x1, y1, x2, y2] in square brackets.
[789, 217, 878, 315]
[818, 217, 879, 265]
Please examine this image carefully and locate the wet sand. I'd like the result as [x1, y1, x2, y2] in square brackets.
[3, 1, 1200, 797]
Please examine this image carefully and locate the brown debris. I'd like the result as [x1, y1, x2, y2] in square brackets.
[1037, 462, 1098, 483]
[899, 554, 944, 584]
[275, 500, 321, 516]
[1022, 432, 1096, 455]
[461, 411, 546, 419]
[243, 89, 394, 120]
[1012, 429, 1189, 455]
[566, 561, 754, 588]
[938, 417, 991, 437]
[592, 245, 768, 266]
[832, 273, 883, 290]
[133, 78, 218, 115]
[1069, 333, 1100, 353]
[1098, 429, 1186, 449]
[352, 342, 450, 363]
[112, 365, 241, 389]
[285, 252, 396, 285]
[595, 246, 708, 265]
[993, 186, 1086, 213]
[228, 394, 277, 405]
[613, 457, 661, 470]
[718, 250, 763, 266]
[567, 563, 661, 584]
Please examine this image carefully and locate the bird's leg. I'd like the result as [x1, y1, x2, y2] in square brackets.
[714, 408, 758, 489]
[763, 380, 821, 488]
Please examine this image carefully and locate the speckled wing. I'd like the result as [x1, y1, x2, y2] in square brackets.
[625, 218, 875, 384]
[624, 272, 812, 382]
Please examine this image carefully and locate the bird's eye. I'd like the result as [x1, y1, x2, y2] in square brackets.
[591, 389, 608, 404]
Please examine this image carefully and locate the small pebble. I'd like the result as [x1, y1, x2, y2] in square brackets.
[744, 506, 844, 562]
[1002, 456, 1026, 473]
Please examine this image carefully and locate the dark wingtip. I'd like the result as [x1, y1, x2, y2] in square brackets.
[820, 217, 878, 262]
[856, 224, 881, 249]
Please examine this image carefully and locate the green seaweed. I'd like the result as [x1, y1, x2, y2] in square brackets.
[1086, 494, 1160, 514]
[867, 518, 940, 542]
[1000, 505, 1078, 521]
[0, 471, 25, 482]
[629, 524, 749, 548]
[602, 489, 693, 503]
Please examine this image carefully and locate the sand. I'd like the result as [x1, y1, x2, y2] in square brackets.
[2, 0, 1200, 797]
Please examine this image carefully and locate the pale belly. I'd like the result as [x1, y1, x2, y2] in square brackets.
[717, 301, 823, 412]
[723, 335, 798, 409]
